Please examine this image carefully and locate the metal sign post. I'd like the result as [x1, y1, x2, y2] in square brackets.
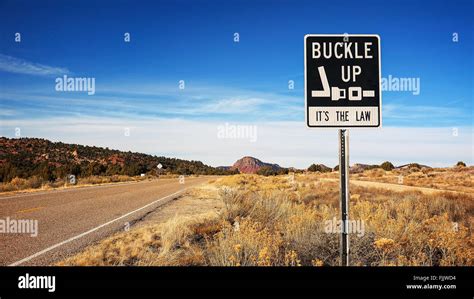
[339, 129, 350, 266]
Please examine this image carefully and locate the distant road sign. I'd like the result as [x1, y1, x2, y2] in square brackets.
[304, 34, 381, 128]
[157, 163, 162, 169]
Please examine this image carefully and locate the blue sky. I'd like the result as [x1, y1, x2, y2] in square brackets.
[0, 0, 472, 167]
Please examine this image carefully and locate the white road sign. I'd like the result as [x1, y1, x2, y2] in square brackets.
[305, 34, 382, 127]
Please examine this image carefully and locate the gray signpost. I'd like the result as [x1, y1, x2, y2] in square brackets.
[304, 34, 381, 266]
[339, 129, 350, 266]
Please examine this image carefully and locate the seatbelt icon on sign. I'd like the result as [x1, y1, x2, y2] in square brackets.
[311, 66, 375, 101]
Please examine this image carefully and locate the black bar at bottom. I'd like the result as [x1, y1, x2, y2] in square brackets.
[0, 266, 472, 298]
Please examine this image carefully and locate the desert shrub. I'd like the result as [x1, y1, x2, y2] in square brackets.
[218, 187, 257, 222]
[6, 177, 28, 191]
[380, 161, 394, 171]
[249, 194, 292, 227]
[0, 176, 45, 192]
[15, 177, 31, 188]
[350, 232, 379, 266]
[27, 176, 43, 189]
[257, 166, 279, 176]
[219, 188, 294, 227]
[281, 205, 337, 265]
[205, 219, 283, 266]
[456, 161, 466, 167]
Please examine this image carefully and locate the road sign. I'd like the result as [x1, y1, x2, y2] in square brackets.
[157, 163, 162, 169]
[304, 34, 381, 128]
[304, 34, 382, 266]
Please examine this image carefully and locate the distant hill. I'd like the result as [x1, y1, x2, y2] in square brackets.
[307, 164, 332, 173]
[396, 163, 431, 169]
[231, 156, 282, 174]
[0, 137, 237, 182]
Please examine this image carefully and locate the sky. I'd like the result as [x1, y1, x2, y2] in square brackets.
[0, 0, 472, 167]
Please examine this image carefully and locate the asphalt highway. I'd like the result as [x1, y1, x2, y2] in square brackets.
[0, 177, 211, 266]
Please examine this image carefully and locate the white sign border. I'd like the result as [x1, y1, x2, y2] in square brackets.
[304, 34, 382, 129]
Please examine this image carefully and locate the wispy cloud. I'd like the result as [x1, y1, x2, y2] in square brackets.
[198, 97, 267, 114]
[382, 103, 470, 125]
[0, 86, 301, 121]
[383, 104, 465, 119]
[0, 109, 17, 116]
[0, 54, 69, 76]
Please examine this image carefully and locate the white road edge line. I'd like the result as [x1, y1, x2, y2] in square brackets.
[9, 187, 189, 266]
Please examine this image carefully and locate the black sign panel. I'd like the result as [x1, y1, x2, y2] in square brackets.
[304, 34, 381, 127]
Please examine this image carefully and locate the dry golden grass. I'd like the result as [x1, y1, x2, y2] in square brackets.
[59, 171, 474, 266]
[0, 176, 43, 192]
[58, 212, 220, 266]
[353, 166, 474, 193]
